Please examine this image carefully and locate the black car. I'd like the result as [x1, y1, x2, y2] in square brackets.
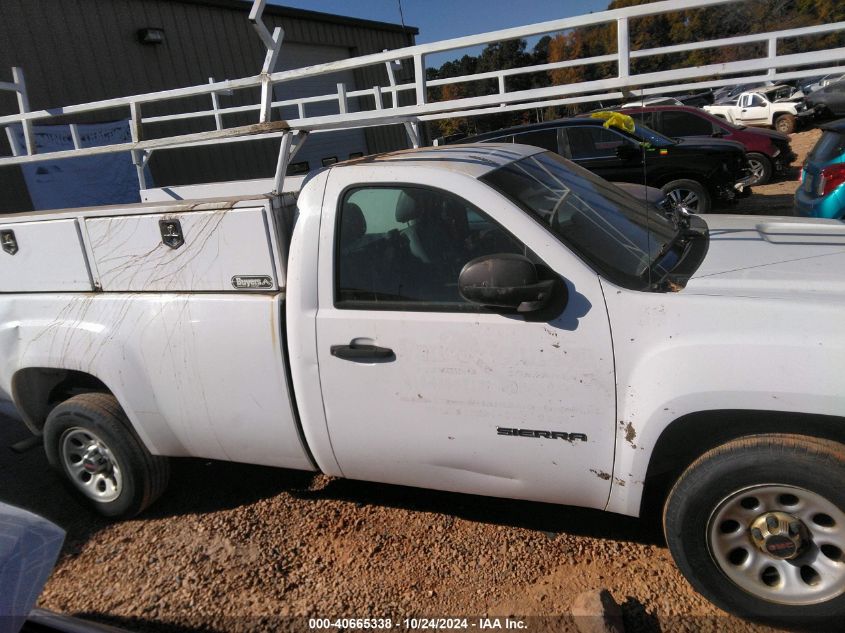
[805, 80, 845, 118]
[456, 117, 750, 213]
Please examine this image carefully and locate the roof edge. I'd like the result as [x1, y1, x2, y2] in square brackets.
[158, 0, 419, 36]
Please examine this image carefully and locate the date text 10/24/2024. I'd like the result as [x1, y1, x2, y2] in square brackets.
[308, 618, 528, 630]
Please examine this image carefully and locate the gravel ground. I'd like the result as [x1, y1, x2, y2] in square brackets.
[0, 128, 826, 633]
[732, 127, 822, 216]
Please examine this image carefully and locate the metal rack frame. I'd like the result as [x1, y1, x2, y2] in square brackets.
[1, 0, 843, 195]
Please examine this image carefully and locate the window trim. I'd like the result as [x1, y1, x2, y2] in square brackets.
[332, 182, 534, 314]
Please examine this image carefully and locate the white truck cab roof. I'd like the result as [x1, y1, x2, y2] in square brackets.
[336, 143, 544, 179]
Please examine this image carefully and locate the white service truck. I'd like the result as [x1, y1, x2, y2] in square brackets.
[703, 86, 816, 133]
[1, 144, 845, 623]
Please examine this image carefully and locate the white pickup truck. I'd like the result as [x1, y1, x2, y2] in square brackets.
[2, 144, 845, 623]
[704, 86, 816, 133]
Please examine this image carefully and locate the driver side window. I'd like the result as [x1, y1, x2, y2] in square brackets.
[336, 186, 527, 309]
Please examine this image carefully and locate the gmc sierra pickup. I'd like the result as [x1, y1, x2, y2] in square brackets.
[2, 144, 844, 623]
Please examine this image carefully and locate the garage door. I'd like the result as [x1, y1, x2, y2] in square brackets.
[274, 43, 369, 172]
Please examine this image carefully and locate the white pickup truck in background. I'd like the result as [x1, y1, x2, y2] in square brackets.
[703, 85, 817, 133]
[2, 144, 845, 624]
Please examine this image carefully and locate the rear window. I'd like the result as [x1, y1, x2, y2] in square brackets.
[807, 131, 845, 164]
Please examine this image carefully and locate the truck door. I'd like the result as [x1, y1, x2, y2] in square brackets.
[313, 167, 617, 510]
[738, 93, 769, 125]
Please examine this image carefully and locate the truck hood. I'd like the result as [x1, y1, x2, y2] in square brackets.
[683, 215, 845, 300]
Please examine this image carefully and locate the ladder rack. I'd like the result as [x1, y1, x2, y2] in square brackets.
[2, 0, 844, 195]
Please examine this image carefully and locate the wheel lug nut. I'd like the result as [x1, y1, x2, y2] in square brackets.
[788, 521, 802, 536]
[751, 527, 764, 541]
[766, 515, 779, 532]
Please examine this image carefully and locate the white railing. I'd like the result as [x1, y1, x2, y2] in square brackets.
[1, 0, 844, 193]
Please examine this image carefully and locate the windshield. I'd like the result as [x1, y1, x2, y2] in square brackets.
[632, 123, 675, 147]
[481, 151, 679, 289]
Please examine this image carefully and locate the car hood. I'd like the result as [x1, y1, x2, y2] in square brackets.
[738, 126, 790, 143]
[673, 137, 746, 153]
[683, 214, 845, 301]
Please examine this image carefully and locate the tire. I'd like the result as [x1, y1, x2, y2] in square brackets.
[746, 152, 773, 186]
[664, 434, 845, 626]
[44, 393, 170, 517]
[661, 179, 711, 214]
[775, 114, 796, 134]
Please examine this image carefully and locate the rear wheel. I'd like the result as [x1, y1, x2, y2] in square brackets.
[664, 434, 845, 625]
[44, 393, 170, 517]
[775, 114, 796, 134]
[661, 179, 711, 214]
[746, 152, 773, 186]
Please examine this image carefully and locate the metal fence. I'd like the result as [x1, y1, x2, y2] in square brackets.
[1, 0, 844, 192]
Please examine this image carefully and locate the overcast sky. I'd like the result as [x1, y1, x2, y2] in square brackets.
[271, 0, 610, 67]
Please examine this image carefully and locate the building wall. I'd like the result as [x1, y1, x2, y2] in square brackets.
[0, 0, 417, 211]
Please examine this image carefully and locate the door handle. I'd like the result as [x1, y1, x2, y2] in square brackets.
[331, 343, 395, 362]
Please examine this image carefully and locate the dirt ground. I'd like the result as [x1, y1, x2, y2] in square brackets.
[732, 127, 821, 216]
[0, 129, 826, 633]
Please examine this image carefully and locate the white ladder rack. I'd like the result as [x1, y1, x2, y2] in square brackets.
[2, 0, 844, 195]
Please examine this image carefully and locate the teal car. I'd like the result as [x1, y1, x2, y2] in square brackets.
[794, 119, 845, 219]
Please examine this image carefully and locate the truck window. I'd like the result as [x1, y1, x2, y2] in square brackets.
[749, 94, 766, 107]
[336, 186, 526, 308]
[660, 111, 714, 137]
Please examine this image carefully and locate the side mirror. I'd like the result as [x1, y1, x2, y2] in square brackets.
[616, 144, 640, 161]
[459, 253, 556, 313]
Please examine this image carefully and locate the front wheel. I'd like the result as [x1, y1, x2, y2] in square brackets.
[746, 152, 773, 186]
[664, 434, 845, 625]
[661, 179, 711, 214]
[44, 393, 170, 517]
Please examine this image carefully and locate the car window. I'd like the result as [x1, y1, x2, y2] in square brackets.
[626, 111, 650, 128]
[510, 129, 558, 153]
[749, 94, 766, 107]
[564, 127, 628, 159]
[660, 111, 714, 137]
[336, 186, 527, 308]
[807, 131, 845, 164]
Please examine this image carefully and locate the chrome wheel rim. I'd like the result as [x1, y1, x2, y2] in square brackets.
[60, 428, 122, 503]
[666, 188, 700, 213]
[708, 484, 845, 605]
[747, 158, 766, 184]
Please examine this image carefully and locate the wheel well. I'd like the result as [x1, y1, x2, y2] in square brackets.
[640, 410, 845, 517]
[11, 368, 110, 434]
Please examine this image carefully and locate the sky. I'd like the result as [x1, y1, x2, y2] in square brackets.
[271, 0, 610, 67]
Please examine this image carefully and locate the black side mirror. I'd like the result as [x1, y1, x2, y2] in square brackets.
[616, 144, 640, 161]
[459, 253, 556, 313]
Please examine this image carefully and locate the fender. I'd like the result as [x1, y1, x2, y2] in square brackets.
[0, 293, 314, 471]
[601, 284, 845, 516]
